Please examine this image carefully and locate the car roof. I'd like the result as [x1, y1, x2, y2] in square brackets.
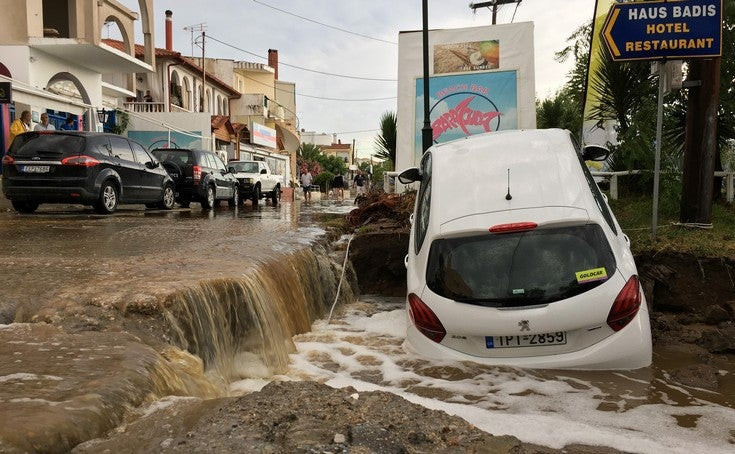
[428, 129, 596, 226]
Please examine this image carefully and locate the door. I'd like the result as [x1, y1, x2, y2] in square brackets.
[206, 153, 231, 198]
[109, 136, 141, 201]
[131, 140, 162, 201]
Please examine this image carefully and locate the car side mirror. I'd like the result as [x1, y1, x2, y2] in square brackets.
[398, 167, 422, 184]
[260, 169, 267, 174]
[145, 161, 158, 169]
[228, 167, 236, 173]
[582, 144, 610, 162]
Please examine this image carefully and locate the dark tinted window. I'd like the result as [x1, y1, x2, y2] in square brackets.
[426, 224, 617, 307]
[89, 136, 111, 157]
[152, 149, 193, 166]
[414, 152, 432, 254]
[9, 133, 85, 158]
[229, 162, 259, 173]
[110, 137, 134, 162]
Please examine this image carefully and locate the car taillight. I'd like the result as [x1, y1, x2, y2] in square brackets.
[1, 155, 13, 166]
[193, 165, 202, 183]
[408, 293, 446, 343]
[607, 276, 641, 332]
[489, 222, 538, 234]
[61, 155, 99, 167]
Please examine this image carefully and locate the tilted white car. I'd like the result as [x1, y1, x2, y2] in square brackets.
[399, 129, 652, 370]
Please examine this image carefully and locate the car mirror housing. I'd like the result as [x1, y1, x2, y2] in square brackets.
[228, 167, 236, 173]
[145, 161, 158, 169]
[582, 145, 610, 162]
[398, 167, 422, 184]
[260, 169, 267, 174]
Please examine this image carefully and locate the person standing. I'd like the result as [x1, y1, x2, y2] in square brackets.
[9, 110, 31, 145]
[300, 169, 313, 202]
[332, 173, 344, 200]
[60, 116, 75, 130]
[34, 113, 55, 131]
[353, 170, 366, 197]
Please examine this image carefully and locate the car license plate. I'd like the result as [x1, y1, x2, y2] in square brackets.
[22, 165, 50, 173]
[486, 331, 566, 348]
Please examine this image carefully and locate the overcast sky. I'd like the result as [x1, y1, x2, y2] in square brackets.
[115, 0, 594, 157]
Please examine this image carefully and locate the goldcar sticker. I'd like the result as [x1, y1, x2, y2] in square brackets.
[575, 267, 608, 284]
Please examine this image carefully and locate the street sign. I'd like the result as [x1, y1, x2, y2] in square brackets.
[0, 82, 11, 103]
[602, 0, 722, 62]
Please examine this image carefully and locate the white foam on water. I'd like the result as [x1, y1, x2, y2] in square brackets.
[0, 373, 64, 383]
[229, 378, 272, 395]
[288, 300, 735, 454]
[140, 395, 200, 417]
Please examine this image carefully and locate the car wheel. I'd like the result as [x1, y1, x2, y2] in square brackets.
[228, 186, 239, 207]
[252, 185, 260, 206]
[179, 198, 191, 208]
[202, 185, 215, 210]
[11, 201, 39, 214]
[94, 181, 118, 214]
[271, 186, 280, 205]
[159, 184, 176, 210]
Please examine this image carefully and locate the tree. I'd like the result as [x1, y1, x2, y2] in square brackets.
[536, 87, 581, 133]
[374, 111, 397, 169]
[298, 142, 322, 161]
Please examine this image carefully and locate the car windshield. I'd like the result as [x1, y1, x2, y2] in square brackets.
[426, 224, 616, 307]
[151, 150, 193, 165]
[229, 162, 259, 173]
[9, 133, 85, 158]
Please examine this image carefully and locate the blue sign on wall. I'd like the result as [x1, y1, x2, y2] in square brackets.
[602, 0, 722, 61]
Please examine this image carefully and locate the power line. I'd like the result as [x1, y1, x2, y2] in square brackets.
[207, 35, 397, 82]
[334, 128, 380, 135]
[236, 71, 395, 102]
[251, 0, 397, 45]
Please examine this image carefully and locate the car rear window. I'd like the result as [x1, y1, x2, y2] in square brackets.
[9, 133, 85, 159]
[230, 162, 259, 173]
[426, 224, 616, 307]
[151, 150, 193, 166]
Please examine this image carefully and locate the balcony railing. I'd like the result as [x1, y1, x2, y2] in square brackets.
[170, 104, 192, 113]
[123, 102, 165, 113]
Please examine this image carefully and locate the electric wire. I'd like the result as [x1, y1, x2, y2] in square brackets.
[207, 35, 397, 82]
[251, 0, 397, 45]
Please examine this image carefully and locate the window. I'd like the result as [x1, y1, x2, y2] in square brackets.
[131, 141, 152, 165]
[89, 137, 111, 157]
[571, 135, 618, 235]
[213, 154, 227, 171]
[109, 137, 134, 162]
[414, 152, 432, 254]
[426, 224, 617, 307]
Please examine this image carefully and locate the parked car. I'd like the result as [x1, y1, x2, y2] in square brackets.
[227, 160, 281, 205]
[2, 131, 175, 214]
[150, 148, 238, 209]
[398, 129, 652, 370]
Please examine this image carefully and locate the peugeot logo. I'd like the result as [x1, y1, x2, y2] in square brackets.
[518, 320, 530, 332]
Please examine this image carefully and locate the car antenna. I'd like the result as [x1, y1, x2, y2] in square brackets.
[505, 168, 512, 200]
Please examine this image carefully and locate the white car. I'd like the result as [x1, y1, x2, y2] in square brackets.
[398, 129, 652, 370]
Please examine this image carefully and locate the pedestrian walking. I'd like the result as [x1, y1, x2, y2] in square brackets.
[34, 113, 55, 131]
[300, 170, 313, 202]
[9, 110, 31, 145]
[353, 170, 366, 197]
[332, 174, 344, 200]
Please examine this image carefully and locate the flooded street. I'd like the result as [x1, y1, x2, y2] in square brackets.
[1, 199, 734, 453]
[287, 297, 735, 453]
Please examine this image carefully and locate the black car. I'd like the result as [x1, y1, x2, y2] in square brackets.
[2, 131, 175, 214]
[150, 148, 238, 209]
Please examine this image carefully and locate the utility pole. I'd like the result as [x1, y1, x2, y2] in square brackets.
[469, 0, 521, 25]
[680, 57, 721, 224]
[200, 31, 206, 112]
[421, 0, 432, 153]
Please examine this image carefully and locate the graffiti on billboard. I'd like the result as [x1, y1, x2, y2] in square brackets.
[414, 70, 517, 158]
[434, 40, 500, 74]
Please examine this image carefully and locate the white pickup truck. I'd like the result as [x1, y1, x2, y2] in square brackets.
[227, 160, 281, 205]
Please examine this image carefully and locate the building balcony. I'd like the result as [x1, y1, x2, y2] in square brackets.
[123, 101, 166, 113]
[29, 38, 153, 74]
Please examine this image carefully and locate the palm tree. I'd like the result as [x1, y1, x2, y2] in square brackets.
[298, 142, 322, 161]
[374, 111, 396, 169]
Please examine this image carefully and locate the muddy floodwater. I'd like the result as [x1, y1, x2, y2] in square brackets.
[1, 199, 734, 453]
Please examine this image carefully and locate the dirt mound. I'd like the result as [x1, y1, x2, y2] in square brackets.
[347, 190, 415, 231]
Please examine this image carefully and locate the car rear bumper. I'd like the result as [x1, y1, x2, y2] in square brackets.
[405, 305, 652, 370]
[2, 185, 97, 204]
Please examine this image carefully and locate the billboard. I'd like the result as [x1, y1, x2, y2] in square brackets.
[414, 70, 518, 159]
[252, 122, 277, 149]
[396, 22, 535, 170]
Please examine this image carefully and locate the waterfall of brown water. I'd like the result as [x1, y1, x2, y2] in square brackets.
[162, 246, 357, 381]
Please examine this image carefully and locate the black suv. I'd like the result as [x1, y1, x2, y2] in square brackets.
[2, 131, 175, 214]
[150, 148, 238, 209]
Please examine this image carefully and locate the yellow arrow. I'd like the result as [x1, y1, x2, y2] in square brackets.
[603, 6, 621, 57]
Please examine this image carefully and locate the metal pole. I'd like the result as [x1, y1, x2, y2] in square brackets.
[492, 4, 498, 24]
[652, 62, 665, 239]
[421, 0, 433, 153]
[201, 31, 206, 112]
